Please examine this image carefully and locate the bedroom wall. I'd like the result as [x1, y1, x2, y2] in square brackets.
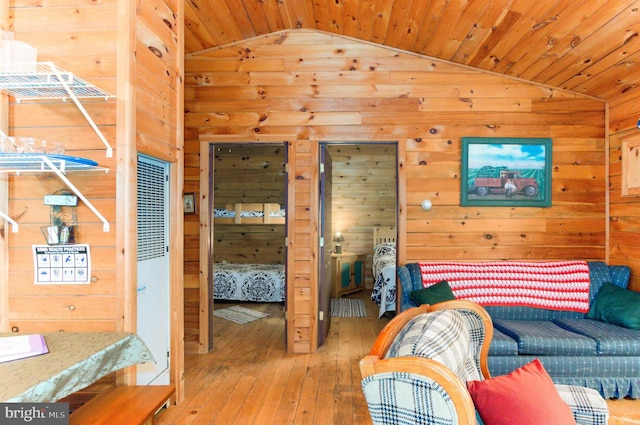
[326, 143, 396, 286]
[184, 29, 607, 353]
[212, 144, 286, 264]
[609, 90, 640, 292]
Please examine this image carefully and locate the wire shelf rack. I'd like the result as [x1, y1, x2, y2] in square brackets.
[0, 62, 114, 102]
[0, 153, 109, 174]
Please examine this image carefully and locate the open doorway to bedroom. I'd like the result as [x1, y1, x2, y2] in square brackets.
[319, 142, 398, 346]
[209, 143, 288, 349]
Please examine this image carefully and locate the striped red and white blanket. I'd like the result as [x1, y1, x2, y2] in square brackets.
[418, 261, 591, 313]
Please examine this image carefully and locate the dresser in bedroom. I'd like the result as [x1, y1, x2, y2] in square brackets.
[331, 252, 365, 298]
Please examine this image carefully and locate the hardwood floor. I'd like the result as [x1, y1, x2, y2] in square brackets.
[155, 293, 640, 425]
[156, 293, 390, 425]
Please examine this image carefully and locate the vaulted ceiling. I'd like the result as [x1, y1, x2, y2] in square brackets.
[185, 0, 640, 101]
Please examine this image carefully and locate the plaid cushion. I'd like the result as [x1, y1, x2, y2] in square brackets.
[361, 372, 459, 425]
[488, 327, 518, 356]
[554, 318, 640, 356]
[608, 265, 631, 289]
[494, 320, 597, 356]
[385, 310, 481, 381]
[555, 384, 609, 425]
[484, 305, 584, 321]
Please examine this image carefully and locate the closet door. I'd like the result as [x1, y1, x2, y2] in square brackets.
[136, 155, 170, 385]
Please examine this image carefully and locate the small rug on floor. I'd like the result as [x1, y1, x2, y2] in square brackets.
[213, 305, 269, 324]
[331, 298, 368, 318]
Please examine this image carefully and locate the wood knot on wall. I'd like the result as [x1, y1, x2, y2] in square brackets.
[148, 46, 163, 58]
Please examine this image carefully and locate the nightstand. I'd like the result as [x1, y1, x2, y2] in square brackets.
[331, 252, 365, 298]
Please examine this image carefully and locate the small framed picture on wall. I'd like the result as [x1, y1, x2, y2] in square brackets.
[183, 193, 197, 214]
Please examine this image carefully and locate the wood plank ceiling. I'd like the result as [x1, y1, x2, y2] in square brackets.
[185, 0, 640, 101]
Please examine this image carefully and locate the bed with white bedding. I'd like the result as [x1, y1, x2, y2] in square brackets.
[369, 226, 397, 318]
[213, 263, 285, 302]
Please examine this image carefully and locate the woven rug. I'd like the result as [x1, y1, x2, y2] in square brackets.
[331, 298, 368, 318]
[213, 305, 269, 324]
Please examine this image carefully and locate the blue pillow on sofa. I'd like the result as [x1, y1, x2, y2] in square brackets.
[587, 282, 640, 330]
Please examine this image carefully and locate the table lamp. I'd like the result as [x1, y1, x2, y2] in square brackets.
[333, 232, 345, 254]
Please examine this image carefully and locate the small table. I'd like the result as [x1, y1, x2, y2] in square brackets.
[0, 332, 154, 402]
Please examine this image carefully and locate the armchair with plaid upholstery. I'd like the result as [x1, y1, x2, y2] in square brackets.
[359, 300, 609, 425]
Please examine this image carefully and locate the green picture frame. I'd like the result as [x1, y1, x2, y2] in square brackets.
[460, 137, 552, 207]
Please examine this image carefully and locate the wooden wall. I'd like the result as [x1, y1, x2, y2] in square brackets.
[1, 0, 185, 400]
[4, 1, 119, 334]
[609, 90, 640, 292]
[184, 29, 607, 353]
[212, 144, 286, 264]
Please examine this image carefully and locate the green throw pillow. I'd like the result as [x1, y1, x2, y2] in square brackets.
[410, 280, 456, 306]
[587, 282, 640, 330]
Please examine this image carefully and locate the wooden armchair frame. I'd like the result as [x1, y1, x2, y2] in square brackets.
[359, 300, 494, 425]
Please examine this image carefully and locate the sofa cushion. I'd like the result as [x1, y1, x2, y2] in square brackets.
[467, 359, 577, 425]
[587, 262, 631, 304]
[484, 305, 583, 321]
[554, 318, 640, 356]
[608, 265, 631, 288]
[410, 280, 456, 305]
[587, 283, 640, 330]
[494, 320, 597, 356]
[488, 328, 519, 356]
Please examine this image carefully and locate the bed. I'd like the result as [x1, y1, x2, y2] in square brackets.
[213, 203, 285, 224]
[213, 263, 285, 302]
[370, 226, 397, 318]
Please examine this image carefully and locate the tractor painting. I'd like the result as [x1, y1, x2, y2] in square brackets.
[471, 170, 538, 197]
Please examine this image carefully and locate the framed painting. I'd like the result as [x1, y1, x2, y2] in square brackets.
[183, 192, 197, 214]
[460, 137, 552, 207]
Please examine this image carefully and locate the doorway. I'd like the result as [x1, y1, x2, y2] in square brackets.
[208, 143, 288, 348]
[319, 142, 398, 346]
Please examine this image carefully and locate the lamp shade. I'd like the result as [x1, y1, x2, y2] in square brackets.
[332, 232, 345, 243]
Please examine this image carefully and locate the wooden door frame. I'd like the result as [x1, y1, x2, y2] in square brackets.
[198, 139, 292, 353]
[318, 140, 404, 326]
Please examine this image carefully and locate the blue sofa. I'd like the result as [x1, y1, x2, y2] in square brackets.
[398, 261, 640, 399]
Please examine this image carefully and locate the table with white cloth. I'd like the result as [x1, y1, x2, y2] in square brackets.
[0, 332, 154, 402]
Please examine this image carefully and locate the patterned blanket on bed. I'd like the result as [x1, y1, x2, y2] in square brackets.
[418, 261, 591, 313]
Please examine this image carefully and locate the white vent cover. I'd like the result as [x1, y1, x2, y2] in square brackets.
[137, 156, 168, 261]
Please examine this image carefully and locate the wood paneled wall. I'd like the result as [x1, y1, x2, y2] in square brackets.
[184, 29, 607, 353]
[609, 90, 640, 292]
[4, 1, 119, 334]
[212, 144, 286, 264]
[1, 0, 185, 400]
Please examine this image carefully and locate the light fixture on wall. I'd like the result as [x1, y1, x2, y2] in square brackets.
[421, 199, 433, 211]
[332, 232, 345, 254]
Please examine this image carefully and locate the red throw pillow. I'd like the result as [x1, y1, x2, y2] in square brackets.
[467, 359, 577, 425]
